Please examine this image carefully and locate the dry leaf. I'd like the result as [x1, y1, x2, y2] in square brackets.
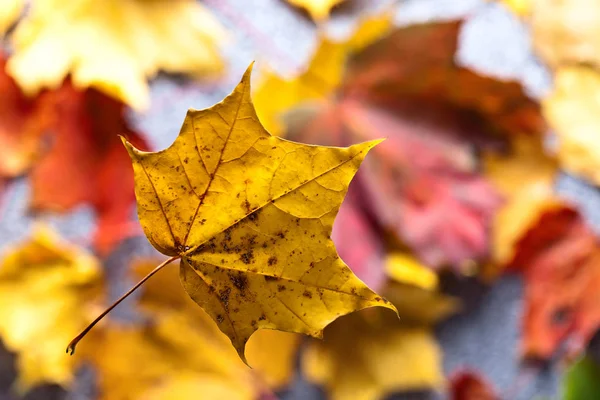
[531, 0, 600, 69]
[286, 0, 344, 21]
[122, 64, 395, 361]
[543, 66, 600, 185]
[253, 14, 392, 135]
[303, 311, 444, 400]
[7, 0, 226, 109]
[0, 226, 103, 392]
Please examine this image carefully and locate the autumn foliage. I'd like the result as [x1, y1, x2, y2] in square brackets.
[2, 1, 600, 399]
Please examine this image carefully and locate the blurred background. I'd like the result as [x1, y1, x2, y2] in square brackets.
[1, 0, 599, 399]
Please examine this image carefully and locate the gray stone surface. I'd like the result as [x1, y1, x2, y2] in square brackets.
[0, 0, 589, 398]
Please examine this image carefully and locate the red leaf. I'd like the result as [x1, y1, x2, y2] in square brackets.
[450, 370, 497, 400]
[510, 206, 600, 359]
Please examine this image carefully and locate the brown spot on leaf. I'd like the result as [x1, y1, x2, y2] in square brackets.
[268, 256, 278, 266]
[277, 232, 286, 239]
[229, 272, 248, 292]
[219, 288, 231, 310]
[216, 314, 224, 323]
[258, 314, 266, 321]
[303, 290, 312, 298]
[264, 275, 278, 282]
[277, 284, 286, 292]
[240, 250, 254, 264]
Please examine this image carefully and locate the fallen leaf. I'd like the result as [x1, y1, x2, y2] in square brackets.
[286, 0, 344, 20]
[562, 356, 600, 400]
[0, 0, 23, 35]
[133, 258, 301, 390]
[509, 205, 600, 359]
[29, 82, 148, 254]
[122, 64, 395, 361]
[482, 134, 558, 273]
[450, 370, 497, 400]
[303, 310, 444, 400]
[253, 13, 392, 135]
[531, 0, 600, 69]
[543, 66, 600, 185]
[7, 0, 226, 110]
[0, 225, 103, 392]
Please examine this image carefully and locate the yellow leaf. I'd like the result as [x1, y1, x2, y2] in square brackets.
[123, 64, 396, 362]
[385, 252, 439, 291]
[0, 0, 23, 35]
[543, 66, 600, 185]
[303, 311, 444, 400]
[287, 0, 344, 21]
[133, 258, 301, 390]
[383, 253, 459, 325]
[253, 14, 393, 135]
[0, 225, 103, 392]
[7, 0, 225, 109]
[483, 134, 559, 270]
[87, 314, 256, 400]
[531, 0, 600, 68]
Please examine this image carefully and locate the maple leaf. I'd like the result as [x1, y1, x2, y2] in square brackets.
[286, 0, 345, 21]
[0, 225, 103, 392]
[562, 356, 600, 399]
[6, 0, 226, 110]
[508, 204, 600, 359]
[69, 65, 396, 362]
[450, 370, 498, 400]
[543, 66, 600, 186]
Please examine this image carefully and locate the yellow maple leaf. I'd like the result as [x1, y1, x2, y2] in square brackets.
[7, 0, 225, 110]
[543, 66, 600, 185]
[76, 64, 396, 364]
[303, 311, 444, 400]
[253, 14, 393, 135]
[287, 0, 344, 21]
[0, 225, 103, 392]
[0, 0, 23, 35]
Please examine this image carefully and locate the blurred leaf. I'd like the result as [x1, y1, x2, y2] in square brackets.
[483, 134, 558, 274]
[385, 252, 438, 291]
[450, 370, 497, 400]
[253, 13, 393, 135]
[563, 356, 600, 400]
[285, 20, 544, 272]
[0, 0, 23, 35]
[286, 0, 344, 20]
[509, 205, 600, 359]
[0, 225, 103, 392]
[0, 53, 50, 180]
[6, 0, 226, 110]
[122, 65, 396, 362]
[303, 310, 444, 400]
[531, 0, 600, 69]
[498, 0, 531, 15]
[30, 82, 149, 254]
[543, 66, 600, 186]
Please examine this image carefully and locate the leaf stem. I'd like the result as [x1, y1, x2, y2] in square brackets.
[66, 255, 180, 355]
